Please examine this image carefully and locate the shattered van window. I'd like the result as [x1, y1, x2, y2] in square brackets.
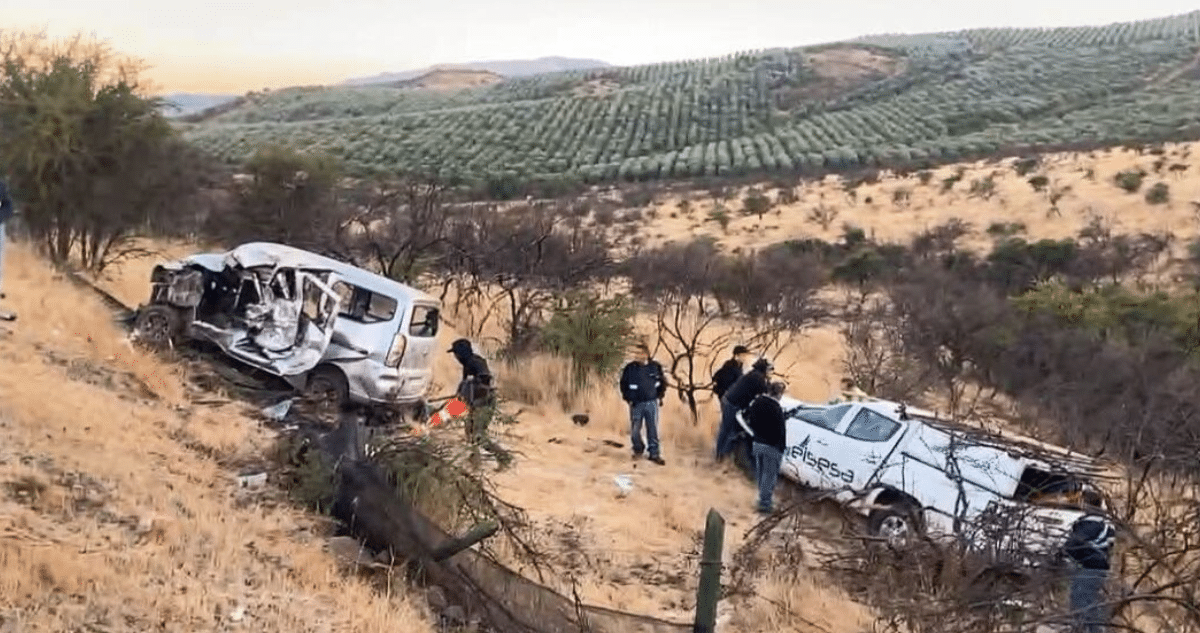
[332, 280, 397, 323]
[409, 305, 439, 337]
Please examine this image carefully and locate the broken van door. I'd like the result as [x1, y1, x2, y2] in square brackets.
[224, 270, 342, 376]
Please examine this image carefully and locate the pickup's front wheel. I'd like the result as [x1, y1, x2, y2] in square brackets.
[868, 503, 922, 548]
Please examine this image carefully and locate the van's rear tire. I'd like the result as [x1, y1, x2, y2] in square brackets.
[868, 502, 923, 548]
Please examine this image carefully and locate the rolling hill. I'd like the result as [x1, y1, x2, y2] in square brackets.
[342, 56, 612, 86]
[179, 10, 1200, 188]
[160, 92, 240, 118]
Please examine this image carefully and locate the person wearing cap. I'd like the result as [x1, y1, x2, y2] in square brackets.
[746, 381, 787, 514]
[448, 338, 496, 444]
[1062, 491, 1116, 633]
[717, 357, 773, 462]
[619, 342, 666, 465]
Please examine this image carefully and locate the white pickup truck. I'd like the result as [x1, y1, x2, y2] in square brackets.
[741, 395, 1110, 555]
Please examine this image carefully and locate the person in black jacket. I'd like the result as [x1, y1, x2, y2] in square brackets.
[715, 357, 773, 461]
[619, 342, 666, 465]
[712, 345, 752, 400]
[1062, 491, 1116, 633]
[0, 178, 14, 319]
[449, 338, 496, 442]
[746, 381, 787, 514]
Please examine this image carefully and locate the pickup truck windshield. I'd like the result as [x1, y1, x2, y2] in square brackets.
[791, 404, 851, 431]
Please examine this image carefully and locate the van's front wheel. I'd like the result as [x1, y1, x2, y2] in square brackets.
[868, 503, 922, 548]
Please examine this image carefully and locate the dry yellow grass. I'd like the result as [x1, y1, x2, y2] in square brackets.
[0, 243, 435, 632]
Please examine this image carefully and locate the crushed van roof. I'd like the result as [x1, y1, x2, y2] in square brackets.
[177, 242, 439, 306]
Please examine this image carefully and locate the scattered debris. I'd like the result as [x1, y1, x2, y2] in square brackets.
[237, 472, 268, 489]
[548, 437, 563, 444]
[259, 398, 293, 422]
[613, 474, 634, 497]
[602, 439, 623, 448]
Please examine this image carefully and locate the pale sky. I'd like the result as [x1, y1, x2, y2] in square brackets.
[10, 1, 1200, 94]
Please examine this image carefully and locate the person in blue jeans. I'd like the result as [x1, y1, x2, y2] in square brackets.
[1063, 491, 1116, 633]
[745, 381, 787, 514]
[619, 343, 666, 465]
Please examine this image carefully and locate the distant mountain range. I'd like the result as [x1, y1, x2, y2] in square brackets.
[159, 56, 612, 118]
[160, 93, 241, 118]
[340, 56, 612, 86]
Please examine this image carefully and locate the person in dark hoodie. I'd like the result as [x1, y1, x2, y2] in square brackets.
[619, 342, 666, 465]
[448, 338, 496, 443]
[746, 381, 787, 514]
[0, 178, 14, 320]
[1062, 491, 1116, 633]
[716, 357, 773, 461]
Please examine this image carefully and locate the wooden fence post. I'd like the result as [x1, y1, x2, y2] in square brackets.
[693, 508, 725, 633]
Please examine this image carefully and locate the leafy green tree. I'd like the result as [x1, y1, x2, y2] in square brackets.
[540, 292, 635, 390]
[0, 31, 209, 272]
[205, 144, 340, 248]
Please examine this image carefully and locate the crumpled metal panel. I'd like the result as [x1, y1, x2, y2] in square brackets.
[166, 269, 205, 307]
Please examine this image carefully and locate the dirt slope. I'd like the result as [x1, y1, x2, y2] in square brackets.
[0, 243, 434, 632]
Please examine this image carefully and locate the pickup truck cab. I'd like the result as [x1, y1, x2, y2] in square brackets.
[751, 395, 1109, 555]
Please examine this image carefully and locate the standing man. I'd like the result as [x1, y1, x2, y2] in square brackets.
[1063, 491, 1116, 633]
[0, 177, 14, 321]
[716, 357, 773, 461]
[746, 381, 787, 514]
[619, 342, 666, 465]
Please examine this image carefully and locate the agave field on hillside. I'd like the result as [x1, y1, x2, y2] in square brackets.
[182, 10, 1200, 186]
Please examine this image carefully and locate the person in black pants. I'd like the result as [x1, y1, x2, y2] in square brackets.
[619, 342, 666, 465]
[746, 381, 787, 514]
[716, 357, 773, 462]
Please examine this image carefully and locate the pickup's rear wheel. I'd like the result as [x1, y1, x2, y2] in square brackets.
[868, 503, 923, 548]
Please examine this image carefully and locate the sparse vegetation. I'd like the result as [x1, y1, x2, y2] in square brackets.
[1114, 168, 1148, 192]
[1145, 181, 1170, 204]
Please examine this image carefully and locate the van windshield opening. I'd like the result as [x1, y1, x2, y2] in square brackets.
[1013, 466, 1086, 504]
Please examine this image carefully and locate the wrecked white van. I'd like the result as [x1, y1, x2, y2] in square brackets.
[132, 242, 442, 411]
[757, 396, 1110, 556]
